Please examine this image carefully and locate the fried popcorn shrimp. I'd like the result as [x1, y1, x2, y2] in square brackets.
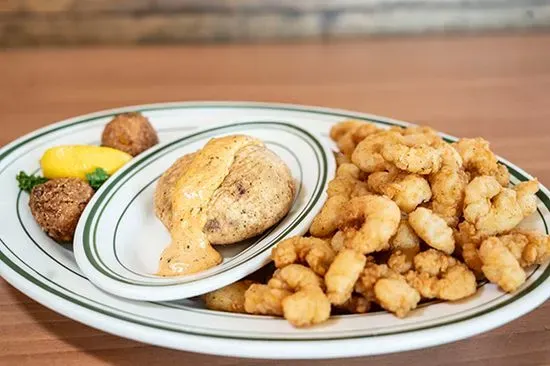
[515, 180, 539, 217]
[330, 120, 364, 141]
[327, 176, 357, 198]
[204, 280, 255, 313]
[330, 230, 345, 252]
[282, 286, 331, 327]
[499, 230, 550, 267]
[244, 284, 291, 316]
[352, 123, 380, 144]
[455, 222, 485, 276]
[453, 138, 509, 186]
[388, 220, 421, 273]
[381, 142, 442, 175]
[374, 278, 421, 318]
[309, 196, 348, 238]
[408, 207, 455, 254]
[352, 131, 400, 173]
[272, 237, 336, 276]
[429, 164, 469, 227]
[355, 262, 400, 301]
[383, 173, 432, 213]
[268, 264, 324, 291]
[406, 252, 476, 301]
[325, 249, 367, 305]
[337, 295, 371, 314]
[339, 195, 401, 254]
[334, 151, 351, 166]
[390, 219, 421, 250]
[464, 176, 538, 236]
[478, 237, 526, 292]
[330, 120, 378, 158]
[414, 249, 457, 276]
[367, 168, 398, 194]
[388, 248, 419, 274]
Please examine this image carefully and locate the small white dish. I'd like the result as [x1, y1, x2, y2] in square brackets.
[73, 121, 334, 301]
[0, 102, 548, 359]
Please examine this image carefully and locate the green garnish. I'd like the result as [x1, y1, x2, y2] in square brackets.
[16, 171, 49, 193]
[86, 168, 110, 190]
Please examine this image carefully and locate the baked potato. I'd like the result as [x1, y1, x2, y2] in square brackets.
[154, 144, 295, 244]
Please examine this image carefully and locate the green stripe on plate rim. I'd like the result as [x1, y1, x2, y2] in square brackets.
[1, 102, 549, 341]
[84, 121, 326, 285]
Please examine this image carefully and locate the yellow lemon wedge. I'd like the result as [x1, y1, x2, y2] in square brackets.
[40, 145, 132, 180]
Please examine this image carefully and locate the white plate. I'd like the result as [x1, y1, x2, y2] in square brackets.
[73, 121, 333, 300]
[0, 102, 549, 359]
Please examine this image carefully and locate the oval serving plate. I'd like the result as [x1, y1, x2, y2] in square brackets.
[73, 121, 332, 301]
[0, 102, 549, 359]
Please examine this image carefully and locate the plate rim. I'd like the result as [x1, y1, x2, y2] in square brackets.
[1, 101, 549, 359]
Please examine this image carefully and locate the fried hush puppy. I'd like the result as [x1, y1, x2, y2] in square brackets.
[101, 112, 159, 156]
[29, 178, 94, 242]
[202, 120, 547, 328]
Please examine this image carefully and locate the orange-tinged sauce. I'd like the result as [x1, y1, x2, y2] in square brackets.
[157, 135, 263, 276]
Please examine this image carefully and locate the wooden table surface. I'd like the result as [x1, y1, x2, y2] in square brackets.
[1, 33, 550, 365]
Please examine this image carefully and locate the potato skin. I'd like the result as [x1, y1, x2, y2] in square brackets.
[29, 178, 94, 242]
[101, 112, 159, 156]
[154, 145, 295, 245]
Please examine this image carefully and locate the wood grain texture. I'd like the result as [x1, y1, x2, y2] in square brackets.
[1, 33, 550, 365]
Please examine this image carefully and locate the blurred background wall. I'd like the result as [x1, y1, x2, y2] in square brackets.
[1, 0, 549, 47]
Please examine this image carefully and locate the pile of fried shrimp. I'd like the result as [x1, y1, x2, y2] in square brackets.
[203, 120, 550, 327]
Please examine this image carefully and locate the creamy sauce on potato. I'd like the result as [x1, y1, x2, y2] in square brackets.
[157, 135, 263, 276]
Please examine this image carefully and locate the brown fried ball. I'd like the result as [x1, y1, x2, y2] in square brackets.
[101, 112, 159, 156]
[29, 178, 94, 242]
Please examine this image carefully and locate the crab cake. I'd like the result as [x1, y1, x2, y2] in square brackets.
[101, 112, 159, 156]
[155, 145, 295, 245]
[29, 178, 94, 242]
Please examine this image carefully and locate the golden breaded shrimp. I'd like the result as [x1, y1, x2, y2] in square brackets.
[327, 176, 357, 198]
[351, 180, 371, 198]
[268, 264, 324, 291]
[336, 163, 362, 180]
[478, 237, 526, 292]
[309, 196, 348, 238]
[355, 261, 400, 301]
[374, 278, 421, 318]
[390, 219, 421, 250]
[429, 165, 469, 227]
[388, 247, 419, 274]
[271, 237, 336, 276]
[325, 249, 367, 305]
[352, 123, 380, 144]
[413, 249, 457, 276]
[204, 280, 255, 313]
[244, 284, 291, 316]
[334, 151, 351, 167]
[336, 132, 357, 157]
[330, 230, 345, 252]
[330, 120, 364, 142]
[383, 173, 432, 213]
[464, 176, 534, 236]
[388, 220, 421, 274]
[406, 253, 476, 301]
[282, 286, 331, 327]
[408, 207, 455, 254]
[453, 138, 509, 186]
[339, 195, 401, 254]
[454, 222, 484, 277]
[381, 143, 442, 175]
[515, 180, 539, 217]
[367, 168, 398, 194]
[337, 295, 371, 314]
[499, 230, 550, 267]
[352, 131, 400, 173]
